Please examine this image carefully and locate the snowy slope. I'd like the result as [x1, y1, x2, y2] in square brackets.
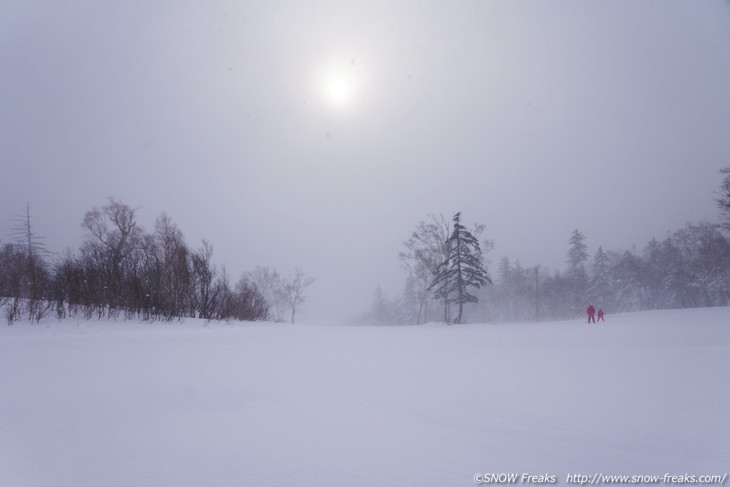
[1, 308, 728, 486]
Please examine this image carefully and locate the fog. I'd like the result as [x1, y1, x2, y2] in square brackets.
[2, 1, 729, 322]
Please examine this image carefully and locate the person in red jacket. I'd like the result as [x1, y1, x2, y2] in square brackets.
[587, 305, 596, 323]
[597, 308, 605, 321]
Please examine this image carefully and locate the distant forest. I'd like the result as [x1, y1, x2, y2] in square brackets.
[0, 198, 313, 325]
[363, 168, 730, 325]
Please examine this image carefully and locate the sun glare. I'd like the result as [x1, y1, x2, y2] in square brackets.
[327, 77, 351, 104]
[318, 67, 357, 109]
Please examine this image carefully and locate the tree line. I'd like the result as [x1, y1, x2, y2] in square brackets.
[484, 223, 730, 323]
[0, 198, 313, 325]
[365, 168, 730, 325]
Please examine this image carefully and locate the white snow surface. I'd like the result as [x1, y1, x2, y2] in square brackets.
[1, 308, 728, 486]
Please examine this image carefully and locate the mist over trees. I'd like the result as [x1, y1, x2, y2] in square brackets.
[0, 198, 313, 325]
[279, 268, 315, 324]
[366, 219, 730, 326]
[398, 214, 452, 325]
[493, 221, 729, 322]
[364, 169, 730, 325]
[362, 212, 493, 325]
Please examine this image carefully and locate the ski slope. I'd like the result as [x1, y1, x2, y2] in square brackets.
[1, 308, 728, 486]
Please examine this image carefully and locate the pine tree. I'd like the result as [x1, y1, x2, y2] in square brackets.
[566, 229, 589, 312]
[587, 246, 612, 308]
[642, 238, 665, 309]
[428, 212, 491, 324]
[566, 229, 588, 273]
[717, 167, 730, 231]
[612, 250, 645, 311]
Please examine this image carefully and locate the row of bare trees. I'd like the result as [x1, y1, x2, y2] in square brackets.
[1, 198, 314, 324]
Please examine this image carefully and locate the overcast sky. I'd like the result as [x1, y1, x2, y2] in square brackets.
[2, 1, 730, 322]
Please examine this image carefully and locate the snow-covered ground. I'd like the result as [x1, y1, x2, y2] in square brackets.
[1, 308, 728, 486]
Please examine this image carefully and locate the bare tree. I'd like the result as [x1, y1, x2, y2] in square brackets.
[229, 276, 270, 321]
[0, 244, 25, 324]
[7, 204, 53, 322]
[191, 240, 219, 320]
[10, 202, 50, 259]
[152, 213, 192, 319]
[81, 197, 143, 310]
[213, 267, 232, 321]
[51, 248, 81, 319]
[278, 268, 314, 324]
[399, 214, 451, 324]
[246, 266, 285, 321]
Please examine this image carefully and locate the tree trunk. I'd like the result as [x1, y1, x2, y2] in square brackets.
[416, 296, 425, 325]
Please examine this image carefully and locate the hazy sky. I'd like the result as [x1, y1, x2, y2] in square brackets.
[2, 1, 730, 322]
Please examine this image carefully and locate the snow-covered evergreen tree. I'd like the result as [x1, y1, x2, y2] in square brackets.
[641, 238, 666, 309]
[587, 246, 612, 309]
[566, 229, 589, 312]
[566, 229, 588, 273]
[429, 212, 491, 324]
[660, 237, 689, 308]
[717, 167, 730, 231]
[664, 222, 730, 307]
[611, 250, 645, 311]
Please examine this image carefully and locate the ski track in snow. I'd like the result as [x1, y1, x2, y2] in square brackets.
[1, 308, 729, 486]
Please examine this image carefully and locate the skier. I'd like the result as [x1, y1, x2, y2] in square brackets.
[597, 308, 605, 322]
[587, 305, 596, 323]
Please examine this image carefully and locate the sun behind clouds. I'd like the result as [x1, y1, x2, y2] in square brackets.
[325, 76, 352, 105]
[317, 63, 359, 110]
